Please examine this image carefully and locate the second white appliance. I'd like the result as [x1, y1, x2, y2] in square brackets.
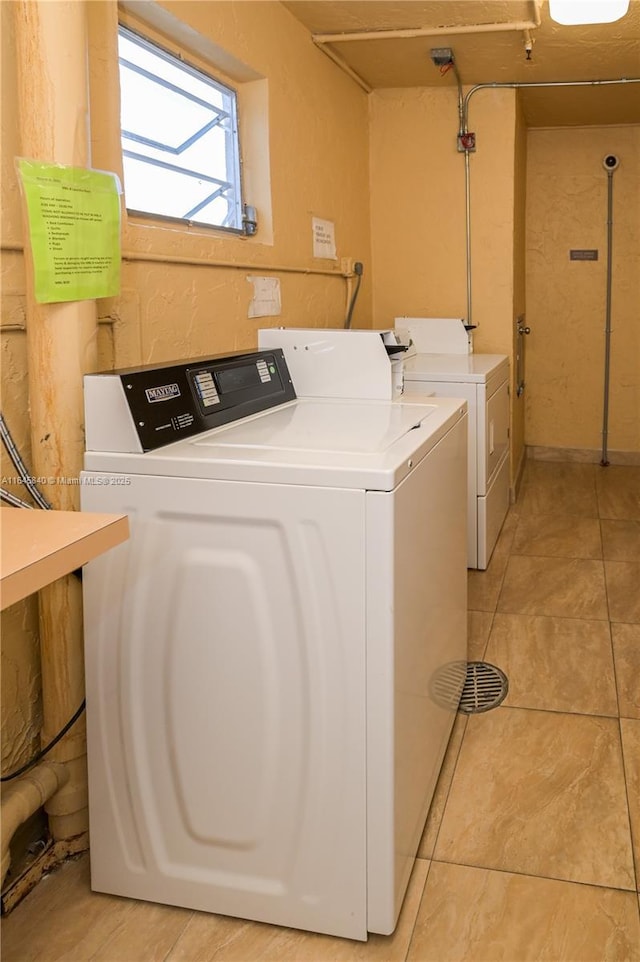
[397, 318, 510, 569]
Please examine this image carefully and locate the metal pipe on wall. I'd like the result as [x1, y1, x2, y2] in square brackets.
[13, 0, 98, 848]
[601, 154, 620, 466]
[1, 244, 350, 279]
[462, 77, 640, 131]
[464, 150, 472, 328]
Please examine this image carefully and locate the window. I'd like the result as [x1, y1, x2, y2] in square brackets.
[117, 25, 244, 232]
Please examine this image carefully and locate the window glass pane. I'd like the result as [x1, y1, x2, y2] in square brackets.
[119, 34, 226, 110]
[120, 64, 218, 150]
[192, 195, 233, 228]
[118, 26, 243, 231]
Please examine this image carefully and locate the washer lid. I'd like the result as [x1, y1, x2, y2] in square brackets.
[192, 398, 433, 455]
[404, 353, 509, 383]
[83, 396, 467, 491]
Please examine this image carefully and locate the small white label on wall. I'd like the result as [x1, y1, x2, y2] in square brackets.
[312, 217, 337, 260]
[247, 276, 281, 318]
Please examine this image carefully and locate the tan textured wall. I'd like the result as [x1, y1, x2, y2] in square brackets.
[369, 86, 517, 351]
[525, 126, 640, 454]
[369, 85, 520, 480]
[369, 87, 465, 327]
[1, 0, 370, 793]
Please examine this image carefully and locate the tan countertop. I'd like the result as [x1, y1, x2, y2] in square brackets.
[0, 508, 129, 610]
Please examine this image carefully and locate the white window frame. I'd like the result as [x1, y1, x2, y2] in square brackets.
[117, 24, 246, 233]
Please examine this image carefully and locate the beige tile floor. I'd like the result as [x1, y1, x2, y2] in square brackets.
[2, 460, 639, 961]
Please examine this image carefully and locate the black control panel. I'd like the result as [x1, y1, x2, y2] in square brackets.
[117, 349, 296, 451]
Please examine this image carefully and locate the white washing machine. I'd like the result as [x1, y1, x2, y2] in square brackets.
[396, 318, 510, 569]
[81, 345, 467, 941]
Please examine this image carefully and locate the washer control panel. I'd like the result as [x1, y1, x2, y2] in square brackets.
[117, 349, 295, 451]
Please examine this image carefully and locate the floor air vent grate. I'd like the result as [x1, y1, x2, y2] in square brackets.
[458, 662, 508, 714]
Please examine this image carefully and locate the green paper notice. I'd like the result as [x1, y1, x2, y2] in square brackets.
[18, 159, 121, 303]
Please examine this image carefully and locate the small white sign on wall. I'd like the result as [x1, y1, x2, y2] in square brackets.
[247, 275, 281, 318]
[312, 217, 337, 260]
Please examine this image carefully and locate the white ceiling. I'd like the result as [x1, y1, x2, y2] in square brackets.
[283, 0, 640, 126]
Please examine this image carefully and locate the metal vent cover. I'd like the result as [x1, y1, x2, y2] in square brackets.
[459, 661, 508, 714]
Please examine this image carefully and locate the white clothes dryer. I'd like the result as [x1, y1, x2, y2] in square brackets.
[81, 347, 467, 941]
[396, 319, 510, 569]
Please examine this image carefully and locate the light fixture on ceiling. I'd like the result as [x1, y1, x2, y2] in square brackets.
[549, 0, 630, 25]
